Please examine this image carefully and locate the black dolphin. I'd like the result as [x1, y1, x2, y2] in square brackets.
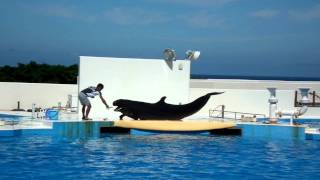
[113, 92, 224, 120]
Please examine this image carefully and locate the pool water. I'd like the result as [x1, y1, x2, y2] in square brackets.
[0, 114, 24, 121]
[1, 134, 320, 179]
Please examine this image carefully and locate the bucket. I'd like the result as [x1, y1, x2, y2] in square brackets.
[45, 109, 59, 120]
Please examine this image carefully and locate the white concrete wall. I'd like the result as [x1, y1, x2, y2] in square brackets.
[0, 82, 77, 110]
[1, 77, 318, 119]
[79, 56, 190, 119]
[189, 79, 320, 118]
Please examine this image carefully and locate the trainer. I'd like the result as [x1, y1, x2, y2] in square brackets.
[79, 83, 110, 120]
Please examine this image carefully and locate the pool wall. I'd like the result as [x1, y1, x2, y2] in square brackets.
[52, 121, 114, 138]
[305, 132, 320, 140]
[0, 128, 52, 137]
[1, 120, 317, 141]
[238, 123, 306, 140]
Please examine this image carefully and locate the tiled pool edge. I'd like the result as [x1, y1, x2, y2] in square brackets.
[238, 123, 306, 140]
[52, 121, 114, 138]
[1, 120, 319, 140]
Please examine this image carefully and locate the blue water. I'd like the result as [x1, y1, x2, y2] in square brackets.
[0, 114, 24, 121]
[1, 135, 320, 179]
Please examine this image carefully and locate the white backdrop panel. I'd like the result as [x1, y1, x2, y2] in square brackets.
[79, 56, 190, 119]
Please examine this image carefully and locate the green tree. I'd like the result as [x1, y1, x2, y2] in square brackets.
[0, 61, 78, 84]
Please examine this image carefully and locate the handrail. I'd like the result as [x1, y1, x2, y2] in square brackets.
[212, 105, 224, 111]
[0, 119, 19, 127]
[310, 92, 320, 99]
[295, 91, 320, 107]
[210, 105, 225, 118]
[209, 107, 266, 120]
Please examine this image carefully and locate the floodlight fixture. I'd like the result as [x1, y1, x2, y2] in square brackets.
[186, 50, 200, 60]
[163, 48, 176, 61]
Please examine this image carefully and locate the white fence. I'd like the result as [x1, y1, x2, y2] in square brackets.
[189, 79, 320, 118]
[0, 82, 77, 111]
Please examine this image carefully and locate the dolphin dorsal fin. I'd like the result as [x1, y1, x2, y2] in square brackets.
[157, 96, 167, 104]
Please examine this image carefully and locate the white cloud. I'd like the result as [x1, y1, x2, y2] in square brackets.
[155, 0, 238, 6]
[20, 3, 77, 19]
[289, 4, 320, 21]
[251, 9, 279, 19]
[179, 12, 225, 28]
[41, 5, 77, 19]
[18, 3, 97, 23]
[103, 8, 226, 29]
[18, 2, 227, 28]
[103, 7, 170, 25]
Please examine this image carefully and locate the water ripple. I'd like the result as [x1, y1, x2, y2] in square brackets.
[1, 135, 320, 179]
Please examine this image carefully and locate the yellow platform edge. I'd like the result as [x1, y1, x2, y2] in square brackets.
[114, 120, 235, 131]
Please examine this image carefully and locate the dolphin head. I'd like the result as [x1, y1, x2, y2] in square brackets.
[113, 99, 128, 111]
[113, 99, 123, 106]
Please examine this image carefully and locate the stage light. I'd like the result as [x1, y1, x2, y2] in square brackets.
[163, 48, 176, 61]
[185, 50, 200, 60]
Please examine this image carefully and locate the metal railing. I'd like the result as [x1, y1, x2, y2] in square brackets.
[209, 105, 266, 120]
[0, 119, 20, 127]
[295, 91, 320, 107]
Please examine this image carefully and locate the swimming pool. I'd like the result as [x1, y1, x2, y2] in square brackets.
[0, 134, 319, 179]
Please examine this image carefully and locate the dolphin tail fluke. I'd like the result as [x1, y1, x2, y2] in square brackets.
[207, 92, 225, 96]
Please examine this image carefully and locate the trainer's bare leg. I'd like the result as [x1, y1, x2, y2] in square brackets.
[82, 105, 86, 119]
[84, 104, 92, 120]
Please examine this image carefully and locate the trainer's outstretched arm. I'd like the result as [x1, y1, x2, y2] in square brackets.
[99, 94, 110, 109]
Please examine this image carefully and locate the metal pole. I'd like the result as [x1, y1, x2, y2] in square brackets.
[222, 105, 225, 119]
[267, 88, 278, 123]
[294, 91, 298, 107]
[32, 103, 36, 119]
[313, 91, 316, 107]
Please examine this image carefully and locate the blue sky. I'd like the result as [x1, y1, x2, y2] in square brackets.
[0, 0, 320, 77]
